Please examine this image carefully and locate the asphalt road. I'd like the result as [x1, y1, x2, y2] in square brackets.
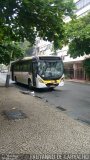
[0, 72, 90, 125]
[35, 81, 90, 125]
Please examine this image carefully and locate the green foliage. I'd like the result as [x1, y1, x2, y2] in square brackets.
[0, 0, 75, 64]
[66, 12, 90, 57]
[68, 37, 90, 58]
[0, 42, 24, 65]
[83, 58, 90, 78]
[0, 0, 75, 47]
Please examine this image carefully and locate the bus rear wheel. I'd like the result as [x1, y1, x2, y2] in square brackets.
[28, 79, 32, 89]
[15, 76, 18, 83]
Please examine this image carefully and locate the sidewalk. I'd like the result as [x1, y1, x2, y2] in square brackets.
[66, 79, 90, 85]
[0, 73, 6, 86]
[0, 72, 14, 87]
[0, 83, 90, 155]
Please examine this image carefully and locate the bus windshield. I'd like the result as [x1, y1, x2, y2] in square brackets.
[38, 60, 63, 80]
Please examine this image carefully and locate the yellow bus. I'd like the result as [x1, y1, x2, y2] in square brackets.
[10, 55, 64, 89]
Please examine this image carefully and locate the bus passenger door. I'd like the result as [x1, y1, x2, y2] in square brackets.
[32, 62, 37, 87]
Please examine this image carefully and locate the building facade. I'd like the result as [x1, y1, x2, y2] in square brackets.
[59, 0, 90, 80]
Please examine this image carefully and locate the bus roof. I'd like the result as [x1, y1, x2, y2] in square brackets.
[11, 55, 62, 64]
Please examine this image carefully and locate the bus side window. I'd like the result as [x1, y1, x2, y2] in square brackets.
[27, 62, 30, 72]
[25, 64, 28, 72]
[14, 64, 19, 71]
[19, 64, 23, 72]
[17, 65, 19, 71]
[23, 63, 27, 72]
[14, 65, 16, 71]
[28, 62, 32, 73]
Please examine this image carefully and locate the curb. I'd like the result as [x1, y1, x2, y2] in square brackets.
[65, 79, 90, 85]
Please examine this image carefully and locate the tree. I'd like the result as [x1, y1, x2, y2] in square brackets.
[0, 0, 75, 64]
[0, 42, 24, 65]
[66, 12, 90, 58]
[83, 58, 90, 80]
[0, 0, 75, 46]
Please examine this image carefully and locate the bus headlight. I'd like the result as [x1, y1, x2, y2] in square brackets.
[38, 78, 44, 83]
[61, 77, 64, 81]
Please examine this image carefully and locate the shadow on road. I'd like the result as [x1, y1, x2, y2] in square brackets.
[14, 82, 56, 93]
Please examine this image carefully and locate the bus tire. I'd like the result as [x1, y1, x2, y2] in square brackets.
[28, 79, 32, 89]
[15, 76, 17, 83]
